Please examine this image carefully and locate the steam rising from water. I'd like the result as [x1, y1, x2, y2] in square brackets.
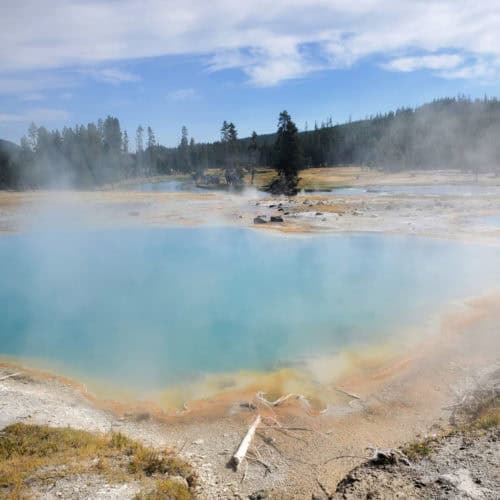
[1, 223, 500, 403]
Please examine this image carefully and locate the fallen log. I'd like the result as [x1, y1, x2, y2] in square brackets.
[230, 415, 262, 471]
[335, 387, 361, 400]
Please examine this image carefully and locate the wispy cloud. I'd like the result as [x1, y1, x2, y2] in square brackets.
[0, 74, 73, 99]
[383, 54, 464, 73]
[167, 88, 199, 101]
[0, 108, 70, 124]
[85, 67, 141, 85]
[1, 1, 500, 86]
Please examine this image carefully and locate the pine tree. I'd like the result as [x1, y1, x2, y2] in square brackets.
[220, 121, 242, 187]
[271, 110, 302, 194]
[122, 130, 129, 154]
[179, 126, 191, 172]
[135, 126, 144, 153]
[136, 125, 144, 175]
[248, 131, 258, 185]
[147, 126, 156, 149]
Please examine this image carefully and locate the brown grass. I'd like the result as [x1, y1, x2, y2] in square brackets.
[135, 478, 192, 500]
[0, 423, 194, 499]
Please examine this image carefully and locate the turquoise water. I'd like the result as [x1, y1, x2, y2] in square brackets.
[327, 184, 500, 196]
[120, 179, 206, 193]
[120, 180, 268, 198]
[1, 228, 499, 391]
[480, 215, 500, 227]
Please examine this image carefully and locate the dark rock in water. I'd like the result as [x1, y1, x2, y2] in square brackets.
[270, 215, 284, 223]
[315, 212, 323, 216]
[253, 216, 267, 224]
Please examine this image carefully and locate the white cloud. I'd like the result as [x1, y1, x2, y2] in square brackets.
[0, 108, 70, 124]
[0, 74, 73, 98]
[383, 54, 464, 73]
[167, 88, 199, 101]
[1, 1, 500, 86]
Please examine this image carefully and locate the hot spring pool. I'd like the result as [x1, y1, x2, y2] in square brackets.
[479, 215, 500, 227]
[1, 228, 499, 392]
[119, 179, 206, 193]
[313, 184, 500, 196]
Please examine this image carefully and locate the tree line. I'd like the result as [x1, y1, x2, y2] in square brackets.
[1, 96, 500, 193]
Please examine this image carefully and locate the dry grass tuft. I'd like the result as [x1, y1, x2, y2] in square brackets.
[135, 479, 191, 500]
[402, 437, 438, 460]
[0, 423, 194, 499]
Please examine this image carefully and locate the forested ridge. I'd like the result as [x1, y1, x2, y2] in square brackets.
[1, 96, 500, 190]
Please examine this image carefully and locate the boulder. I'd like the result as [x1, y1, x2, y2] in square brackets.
[270, 215, 284, 223]
[253, 216, 267, 224]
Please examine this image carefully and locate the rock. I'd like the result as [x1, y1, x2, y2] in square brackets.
[193, 439, 204, 445]
[249, 489, 270, 499]
[270, 215, 284, 223]
[253, 216, 267, 224]
[315, 212, 323, 216]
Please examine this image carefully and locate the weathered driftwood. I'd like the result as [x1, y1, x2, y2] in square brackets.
[256, 392, 312, 412]
[335, 387, 361, 400]
[0, 372, 20, 382]
[230, 415, 262, 470]
[256, 392, 299, 406]
[175, 402, 191, 416]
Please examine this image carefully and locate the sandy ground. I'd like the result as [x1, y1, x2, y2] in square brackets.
[1, 167, 500, 497]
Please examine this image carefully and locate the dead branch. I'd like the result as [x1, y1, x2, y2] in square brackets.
[316, 478, 332, 498]
[335, 387, 361, 400]
[230, 415, 262, 471]
[0, 372, 20, 382]
[256, 392, 308, 407]
[248, 456, 273, 474]
[175, 402, 191, 416]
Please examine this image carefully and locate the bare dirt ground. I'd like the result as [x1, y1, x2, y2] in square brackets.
[1, 167, 500, 498]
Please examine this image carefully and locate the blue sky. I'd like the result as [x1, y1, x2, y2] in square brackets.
[1, 1, 500, 147]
